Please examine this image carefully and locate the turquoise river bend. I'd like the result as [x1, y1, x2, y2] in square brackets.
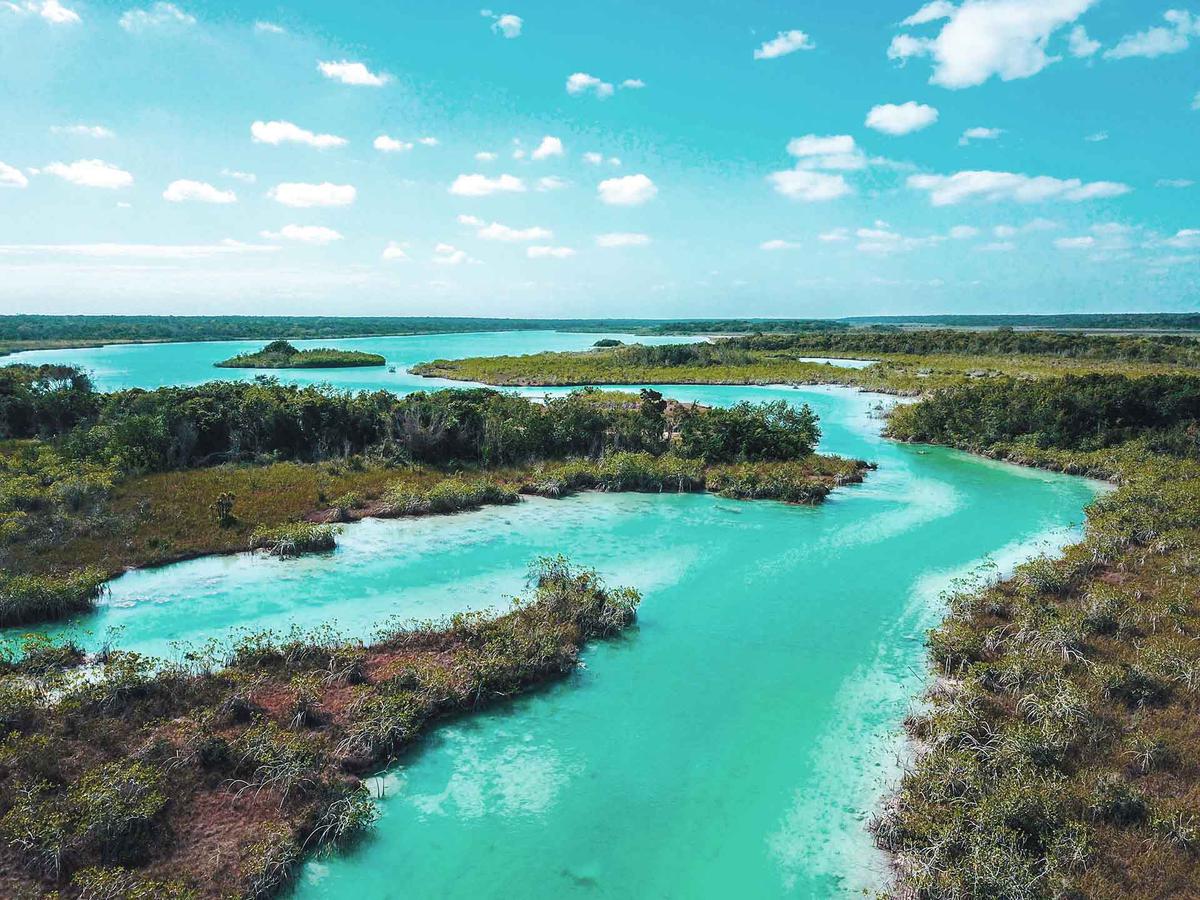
[3, 335, 1102, 898]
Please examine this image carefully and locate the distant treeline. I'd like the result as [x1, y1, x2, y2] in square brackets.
[845, 313, 1200, 331]
[0, 365, 820, 470]
[0, 315, 847, 347]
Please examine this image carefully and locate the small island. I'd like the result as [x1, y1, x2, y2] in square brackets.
[215, 339, 387, 369]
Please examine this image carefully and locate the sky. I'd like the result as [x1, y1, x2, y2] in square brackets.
[0, 0, 1197, 318]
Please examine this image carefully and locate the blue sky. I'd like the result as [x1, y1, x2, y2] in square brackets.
[0, 0, 1197, 317]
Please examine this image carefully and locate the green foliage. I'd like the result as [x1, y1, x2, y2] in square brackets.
[217, 342, 386, 369]
[249, 522, 338, 558]
[677, 400, 820, 462]
[71, 866, 198, 899]
[0, 569, 107, 627]
[209, 490, 236, 526]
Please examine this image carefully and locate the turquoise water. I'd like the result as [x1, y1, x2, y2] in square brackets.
[2, 336, 1099, 898]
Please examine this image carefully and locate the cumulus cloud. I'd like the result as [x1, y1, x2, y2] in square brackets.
[819, 228, 850, 242]
[260, 224, 343, 245]
[44, 159, 133, 188]
[374, 135, 413, 153]
[1085, 131, 1108, 142]
[381, 240, 409, 261]
[0, 240, 275, 259]
[418, 137, 438, 147]
[4, 0, 81, 24]
[597, 173, 657, 206]
[1164, 229, 1200, 249]
[889, 0, 1097, 89]
[527, 245, 575, 258]
[254, 20, 284, 33]
[482, 10, 522, 37]
[50, 124, 113, 138]
[267, 182, 356, 207]
[433, 243, 475, 265]
[865, 101, 939, 135]
[760, 239, 802, 250]
[1105, 9, 1200, 60]
[1067, 25, 1100, 57]
[0, 161, 29, 188]
[458, 214, 551, 242]
[531, 135, 564, 160]
[449, 173, 526, 196]
[907, 169, 1131, 205]
[566, 72, 614, 98]
[596, 232, 650, 247]
[119, 2, 194, 32]
[222, 169, 256, 183]
[317, 60, 390, 86]
[583, 151, 620, 166]
[475, 151, 497, 162]
[163, 179, 236, 203]
[537, 175, 568, 191]
[251, 120, 347, 149]
[753, 29, 815, 60]
[959, 126, 1003, 145]
[620, 78, 645, 89]
[769, 170, 851, 201]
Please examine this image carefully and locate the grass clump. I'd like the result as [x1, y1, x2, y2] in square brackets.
[248, 522, 339, 558]
[0, 569, 107, 627]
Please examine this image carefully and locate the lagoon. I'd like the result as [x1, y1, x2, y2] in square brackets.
[2, 334, 1101, 897]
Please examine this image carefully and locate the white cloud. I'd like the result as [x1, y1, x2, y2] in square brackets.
[907, 170, 1131, 205]
[449, 173, 526, 196]
[865, 101, 939, 135]
[1055, 235, 1096, 249]
[760, 239, 802, 250]
[753, 30, 815, 60]
[979, 241, 1016, 252]
[374, 135, 413, 153]
[0, 161, 29, 188]
[163, 179, 236, 203]
[582, 151, 620, 166]
[527, 245, 575, 258]
[769, 170, 851, 202]
[260, 224, 343, 245]
[50, 124, 113, 138]
[566, 72, 614, 98]
[1084, 131, 1108, 142]
[459, 215, 552, 242]
[418, 137, 439, 147]
[902, 1, 955, 26]
[433, 243, 473, 265]
[531, 135, 564, 160]
[1193, 90, 1200, 110]
[596, 232, 650, 247]
[1164, 229, 1200, 249]
[222, 169, 256, 183]
[119, 2, 194, 32]
[1106, 10, 1200, 60]
[1067, 25, 1100, 57]
[6, 0, 81, 24]
[819, 228, 850, 242]
[251, 120, 347, 149]
[1157, 178, 1194, 188]
[381, 240, 409, 261]
[787, 134, 857, 157]
[597, 173, 657, 206]
[254, 20, 284, 33]
[536, 176, 568, 191]
[949, 225, 979, 239]
[620, 78, 645, 89]
[958, 126, 1003, 145]
[0, 240, 275, 259]
[491, 12, 522, 38]
[889, 0, 1097, 89]
[318, 60, 389, 86]
[475, 151, 498, 162]
[267, 182, 356, 207]
[44, 159, 133, 189]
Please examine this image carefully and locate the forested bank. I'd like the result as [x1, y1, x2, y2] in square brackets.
[874, 374, 1200, 898]
[0, 557, 640, 899]
[0, 365, 859, 628]
[412, 328, 1200, 393]
[215, 342, 386, 370]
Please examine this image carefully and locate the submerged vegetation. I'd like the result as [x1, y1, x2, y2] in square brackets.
[215, 341, 387, 370]
[874, 374, 1200, 898]
[0, 557, 640, 897]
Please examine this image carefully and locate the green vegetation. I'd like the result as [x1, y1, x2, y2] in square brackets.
[593, 338, 624, 347]
[873, 373, 1200, 898]
[412, 329, 1200, 394]
[215, 340, 387, 370]
[0, 558, 640, 897]
[0, 371, 855, 627]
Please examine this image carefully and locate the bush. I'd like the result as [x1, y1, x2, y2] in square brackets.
[0, 569, 107, 627]
[249, 522, 338, 558]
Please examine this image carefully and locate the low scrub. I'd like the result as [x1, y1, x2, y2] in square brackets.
[249, 522, 339, 558]
[0, 569, 107, 627]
